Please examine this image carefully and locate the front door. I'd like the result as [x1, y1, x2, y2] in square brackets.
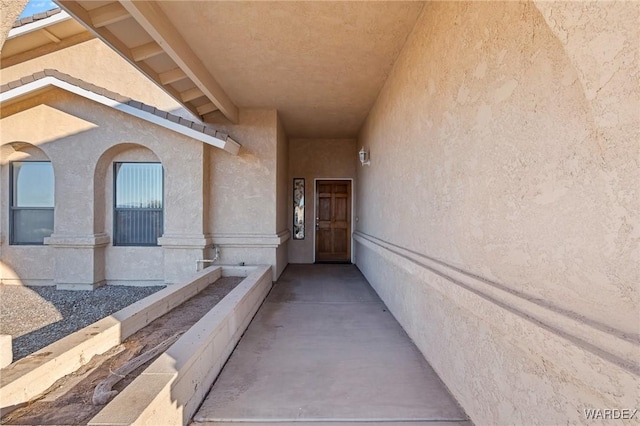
[315, 180, 351, 263]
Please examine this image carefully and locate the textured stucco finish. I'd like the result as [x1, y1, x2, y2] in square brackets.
[0, 0, 28, 50]
[275, 115, 290, 277]
[1, 93, 289, 284]
[288, 139, 356, 264]
[205, 109, 289, 279]
[156, 1, 424, 137]
[1, 90, 208, 285]
[1, 39, 192, 120]
[356, 2, 639, 424]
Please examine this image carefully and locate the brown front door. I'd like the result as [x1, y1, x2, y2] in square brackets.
[315, 180, 351, 263]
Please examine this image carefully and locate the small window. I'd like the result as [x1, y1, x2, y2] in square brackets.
[10, 161, 54, 245]
[113, 162, 163, 246]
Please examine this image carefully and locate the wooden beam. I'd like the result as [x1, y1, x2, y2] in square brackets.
[159, 67, 187, 85]
[196, 102, 217, 116]
[180, 87, 204, 102]
[89, 2, 130, 28]
[39, 28, 61, 43]
[131, 41, 164, 61]
[118, 1, 238, 123]
[57, 1, 203, 119]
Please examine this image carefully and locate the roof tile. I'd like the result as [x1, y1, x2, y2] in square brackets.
[2, 69, 237, 149]
[12, 8, 61, 28]
[70, 76, 85, 87]
[92, 87, 106, 97]
[113, 94, 130, 103]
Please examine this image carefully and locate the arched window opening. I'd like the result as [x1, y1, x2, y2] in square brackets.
[113, 162, 163, 246]
[10, 161, 54, 245]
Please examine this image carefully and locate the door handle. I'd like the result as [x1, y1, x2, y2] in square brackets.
[316, 218, 319, 231]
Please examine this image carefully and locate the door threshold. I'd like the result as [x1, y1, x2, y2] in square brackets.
[314, 261, 352, 264]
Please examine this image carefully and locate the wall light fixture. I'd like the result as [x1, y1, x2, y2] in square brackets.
[359, 146, 370, 166]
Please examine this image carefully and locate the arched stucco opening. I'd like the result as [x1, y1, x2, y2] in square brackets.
[0, 141, 52, 165]
[93, 143, 162, 236]
[94, 142, 165, 285]
[0, 141, 55, 285]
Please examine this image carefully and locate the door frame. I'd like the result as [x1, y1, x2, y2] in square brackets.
[313, 178, 355, 263]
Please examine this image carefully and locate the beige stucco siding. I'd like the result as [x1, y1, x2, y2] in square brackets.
[275, 115, 290, 277]
[207, 110, 277, 235]
[205, 109, 288, 278]
[1, 89, 207, 284]
[356, 1, 638, 424]
[0, 0, 27, 50]
[1, 39, 192, 120]
[276, 115, 289, 234]
[288, 138, 356, 264]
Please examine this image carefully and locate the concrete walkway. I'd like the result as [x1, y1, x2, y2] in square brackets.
[193, 264, 470, 425]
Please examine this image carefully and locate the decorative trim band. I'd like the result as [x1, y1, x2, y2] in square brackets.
[353, 231, 639, 375]
[212, 230, 291, 248]
[44, 233, 110, 248]
[158, 234, 212, 248]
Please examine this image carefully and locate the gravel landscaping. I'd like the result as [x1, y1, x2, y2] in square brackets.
[0, 285, 164, 361]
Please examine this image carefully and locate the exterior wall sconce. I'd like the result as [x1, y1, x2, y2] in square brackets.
[359, 146, 370, 166]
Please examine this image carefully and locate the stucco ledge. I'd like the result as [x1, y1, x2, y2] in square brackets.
[44, 233, 110, 248]
[158, 234, 213, 249]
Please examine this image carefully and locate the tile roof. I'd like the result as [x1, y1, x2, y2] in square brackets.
[0, 69, 232, 143]
[12, 8, 62, 28]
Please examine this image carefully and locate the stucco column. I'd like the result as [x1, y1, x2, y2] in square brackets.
[44, 234, 109, 290]
[44, 159, 108, 289]
[158, 145, 210, 283]
[0, 0, 29, 50]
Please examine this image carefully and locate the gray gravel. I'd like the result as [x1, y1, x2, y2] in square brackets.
[0, 285, 164, 361]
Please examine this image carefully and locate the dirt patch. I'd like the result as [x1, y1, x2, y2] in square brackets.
[1, 276, 242, 426]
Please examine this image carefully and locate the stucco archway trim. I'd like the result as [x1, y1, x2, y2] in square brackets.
[0, 69, 241, 155]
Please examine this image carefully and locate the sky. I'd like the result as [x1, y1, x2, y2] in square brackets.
[19, 0, 57, 18]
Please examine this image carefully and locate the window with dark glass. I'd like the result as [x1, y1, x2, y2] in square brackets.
[10, 161, 54, 245]
[113, 162, 163, 246]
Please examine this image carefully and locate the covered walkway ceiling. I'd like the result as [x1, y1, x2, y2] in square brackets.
[57, 1, 425, 138]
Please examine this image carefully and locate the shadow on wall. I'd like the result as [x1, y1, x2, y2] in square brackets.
[0, 261, 21, 285]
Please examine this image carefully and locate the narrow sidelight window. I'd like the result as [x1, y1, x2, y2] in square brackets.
[113, 162, 163, 246]
[10, 161, 54, 245]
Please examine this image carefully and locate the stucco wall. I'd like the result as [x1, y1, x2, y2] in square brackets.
[275, 115, 290, 277]
[0, 0, 27, 51]
[288, 138, 356, 264]
[1, 89, 208, 285]
[1, 39, 192, 120]
[356, 2, 639, 424]
[0, 143, 53, 285]
[205, 109, 289, 279]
